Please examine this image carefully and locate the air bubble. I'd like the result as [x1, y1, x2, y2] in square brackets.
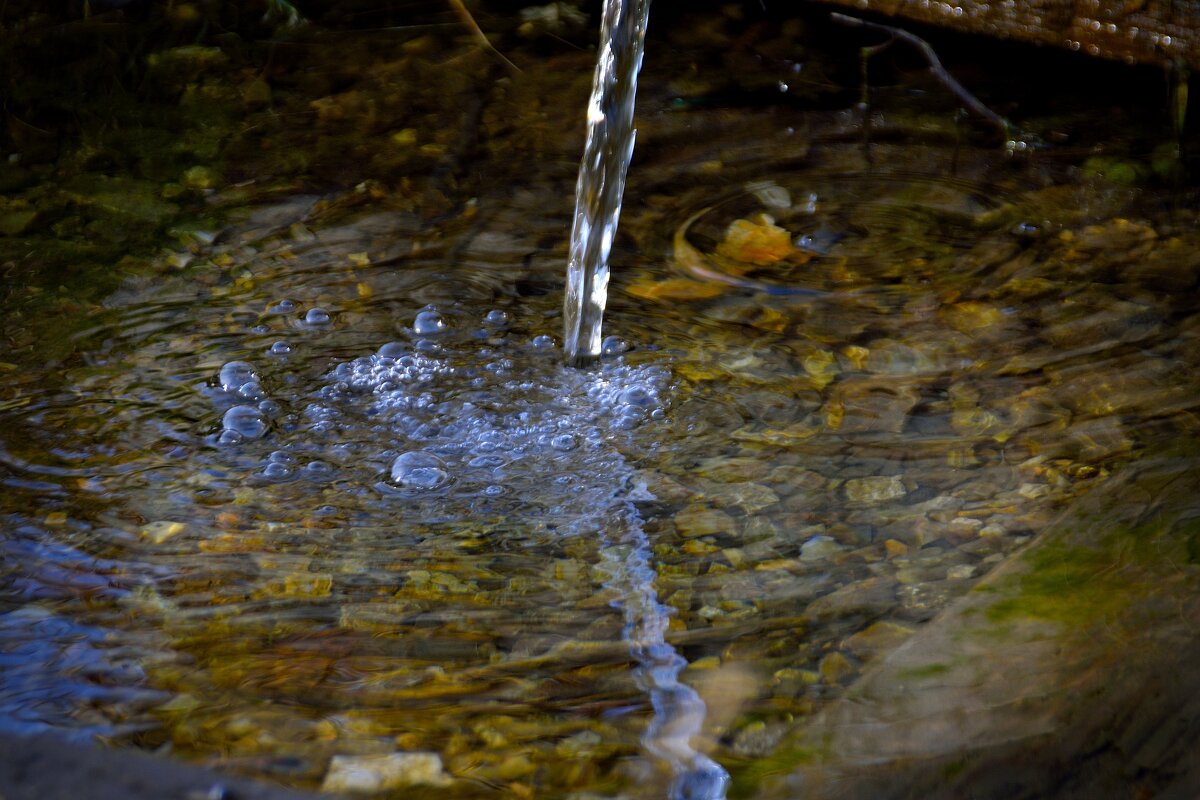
[378, 342, 408, 358]
[216, 430, 243, 446]
[269, 341, 292, 356]
[390, 451, 451, 490]
[219, 361, 258, 393]
[304, 460, 333, 477]
[531, 334, 556, 349]
[222, 405, 268, 440]
[261, 462, 292, 481]
[601, 336, 629, 356]
[619, 385, 656, 408]
[413, 309, 448, 335]
[483, 309, 509, 326]
[238, 381, 265, 401]
[551, 434, 577, 451]
[271, 299, 296, 313]
[305, 308, 332, 326]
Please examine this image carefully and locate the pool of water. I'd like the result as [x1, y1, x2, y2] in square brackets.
[2, 5, 1200, 798]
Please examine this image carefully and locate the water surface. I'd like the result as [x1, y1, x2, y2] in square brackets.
[2, 6, 1199, 798]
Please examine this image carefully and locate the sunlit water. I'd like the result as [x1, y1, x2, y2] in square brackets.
[3, 16, 1200, 799]
[563, 0, 652, 367]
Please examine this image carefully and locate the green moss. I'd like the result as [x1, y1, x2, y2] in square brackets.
[982, 513, 1197, 628]
[897, 662, 951, 680]
[728, 745, 824, 799]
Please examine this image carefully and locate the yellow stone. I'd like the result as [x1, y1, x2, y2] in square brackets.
[841, 345, 869, 370]
[143, 520, 187, 544]
[391, 128, 419, 146]
[801, 350, 838, 390]
[626, 277, 725, 301]
[682, 539, 720, 555]
[819, 651, 855, 684]
[883, 539, 908, 559]
[281, 573, 333, 598]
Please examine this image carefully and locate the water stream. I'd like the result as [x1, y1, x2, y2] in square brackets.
[562, 0, 652, 367]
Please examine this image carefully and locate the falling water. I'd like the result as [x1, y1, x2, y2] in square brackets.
[563, 0, 652, 367]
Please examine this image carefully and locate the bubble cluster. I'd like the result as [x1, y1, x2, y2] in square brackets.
[207, 312, 667, 521]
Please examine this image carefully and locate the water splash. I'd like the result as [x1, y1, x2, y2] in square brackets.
[563, 0, 652, 367]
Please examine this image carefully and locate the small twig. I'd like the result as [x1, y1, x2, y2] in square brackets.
[447, 0, 522, 73]
[858, 39, 892, 162]
[832, 11, 1016, 139]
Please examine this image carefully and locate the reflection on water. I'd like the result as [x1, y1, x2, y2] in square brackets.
[2, 7, 1200, 798]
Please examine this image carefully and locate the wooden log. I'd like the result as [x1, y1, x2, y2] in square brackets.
[816, 0, 1200, 69]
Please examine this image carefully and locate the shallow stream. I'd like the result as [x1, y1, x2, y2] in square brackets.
[2, 5, 1200, 798]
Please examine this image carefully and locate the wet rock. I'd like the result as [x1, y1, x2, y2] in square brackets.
[674, 505, 737, 538]
[704, 481, 780, 514]
[843, 621, 916, 662]
[800, 348, 839, 390]
[731, 720, 788, 758]
[1066, 416, 1134, 463]
[896, 581, 952, 620]
[941, 300, 1008, 337]
[61, 175, 180, 226]
[697, 456, 771, 482]
[864, 335, 973, 376]
[1040, 297, 1159, 349]
[844, 476, 907, 505]
[736, 388, 818, 425]
[799, 535, 844, 562]
[819, 651, 856, 684]
[1121, 237, 1200, 292]
[946, 517, 985, 542]
[635, 470, 693, 505]
[946, 564, 976, 581]
[767, 466, 827, 492]
[321, 752, 451, 792]
[808, 577, 897, 619]
[825, 378, 921, 434]
[182, 165, 220, 193]
[0, 208, 38, 236]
